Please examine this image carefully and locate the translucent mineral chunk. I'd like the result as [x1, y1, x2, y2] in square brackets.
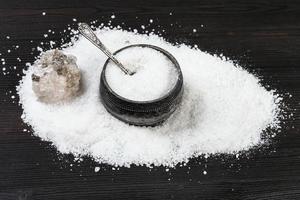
[31, 49, 81, 103]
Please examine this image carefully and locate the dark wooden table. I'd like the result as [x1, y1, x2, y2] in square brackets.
[0, 0, 300, 199]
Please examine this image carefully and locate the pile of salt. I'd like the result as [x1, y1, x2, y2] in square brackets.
[17, 27, 282, 167]
[105, 46, 178, 101]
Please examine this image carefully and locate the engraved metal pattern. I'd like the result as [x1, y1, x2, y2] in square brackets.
[78, 23, 133, 75]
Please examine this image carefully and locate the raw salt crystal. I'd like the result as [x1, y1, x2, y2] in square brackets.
[17, 27, 283, 167]
[31, 49, 81, 103]
[105, 46, 178, 101]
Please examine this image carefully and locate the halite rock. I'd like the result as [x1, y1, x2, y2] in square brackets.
[32, 49, 81, 103]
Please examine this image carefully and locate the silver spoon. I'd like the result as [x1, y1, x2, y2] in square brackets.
[78, 23, 134, 75]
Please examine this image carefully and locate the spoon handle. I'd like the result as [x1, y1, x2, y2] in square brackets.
[78, 23, 133, 75]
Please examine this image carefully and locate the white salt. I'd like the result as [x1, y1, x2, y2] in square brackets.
[17, 27, 282, 167]
[94, 167, 100, 172]
[105, 46, 178, 101]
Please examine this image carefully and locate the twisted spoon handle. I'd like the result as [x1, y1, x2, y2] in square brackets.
[78, 23, 133, 75]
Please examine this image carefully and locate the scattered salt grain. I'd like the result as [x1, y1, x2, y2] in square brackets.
[17, 26, 283, 167]
[72, 18, 77, 22]
[193, 29, 197, 33]
[50, 41, 56, 48]
[42, 12, 46, 16]
[94, 167, 100, 172]
[6, 36, 10, 39]
[111, 15, 115, 19]
[149, 19, 153, 23]
[203, 171, 207, 175]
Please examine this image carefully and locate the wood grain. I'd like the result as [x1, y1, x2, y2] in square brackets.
[0, 0, 299, 199]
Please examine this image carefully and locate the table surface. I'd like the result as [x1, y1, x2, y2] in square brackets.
[0, 0, 300, 199]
